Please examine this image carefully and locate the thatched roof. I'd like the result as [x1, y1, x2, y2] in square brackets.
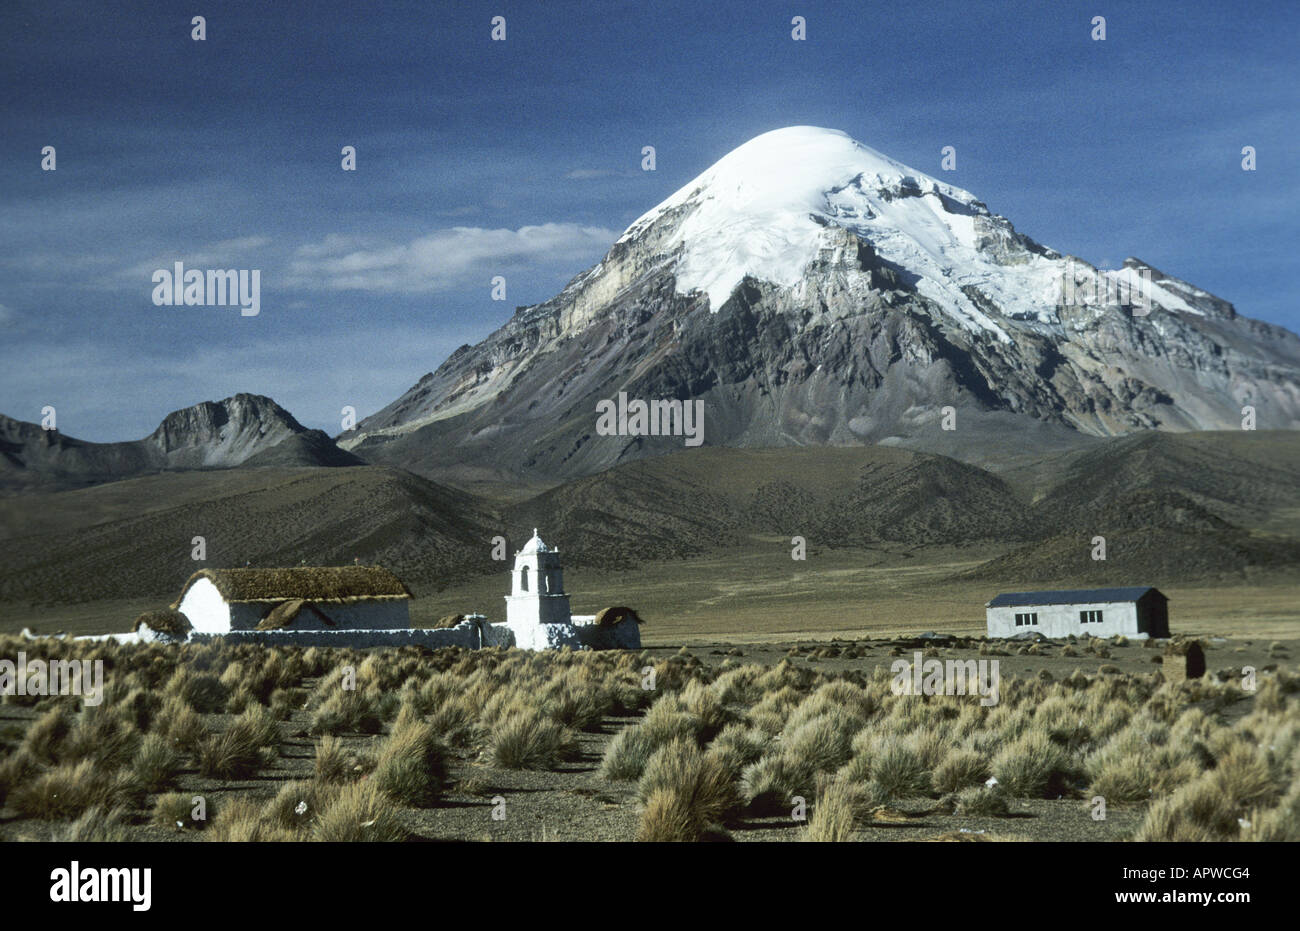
[133, 607, 193, 636]
[431, 613, 465, 630]
[175, 566, 412, 606]
[594, 606, 642, 627]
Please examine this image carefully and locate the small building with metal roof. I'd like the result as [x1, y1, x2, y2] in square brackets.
[985, 586, 1169, 639]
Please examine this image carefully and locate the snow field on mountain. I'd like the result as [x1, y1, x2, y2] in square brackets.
[618, 126, 1073, 339]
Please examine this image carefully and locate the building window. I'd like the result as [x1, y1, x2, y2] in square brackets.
[520, 565, 529, 592]
[1014, 612, 1038, 627]
[1079, 610, 1103, 624]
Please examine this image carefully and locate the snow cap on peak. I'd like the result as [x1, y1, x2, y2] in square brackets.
[655, 125, 947, 212]
[617, 126, 1001, 322]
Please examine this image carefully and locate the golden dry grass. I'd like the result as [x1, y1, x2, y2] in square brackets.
[0, 631, 1295, 844]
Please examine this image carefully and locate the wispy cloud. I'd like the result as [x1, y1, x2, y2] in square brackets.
[565, 168, 633, 180]
[122, 236, 274, 280]
[286, 223, 618, 293]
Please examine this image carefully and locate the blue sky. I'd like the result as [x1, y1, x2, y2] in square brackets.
[1, 0, 1296, 441]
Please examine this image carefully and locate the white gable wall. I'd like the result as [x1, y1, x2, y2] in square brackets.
[177, 578, 232, 633]
[986, 599, 1143, 639]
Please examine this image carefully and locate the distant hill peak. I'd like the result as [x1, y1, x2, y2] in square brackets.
[0, 393, 360, 492]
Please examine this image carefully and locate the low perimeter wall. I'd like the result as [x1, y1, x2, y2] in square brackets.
[191, 625, 484, 650]
[184, 617, 640, 651]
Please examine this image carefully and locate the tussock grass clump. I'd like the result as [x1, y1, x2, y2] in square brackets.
[167, 669, 229, 714]
[992, 731, 1081, 799]
[224, 684, 257, 715]
[637, 789, 708, 842]
[207, 798, 295, 842]
[132, 732, 182, 791]
[542, 671, 614, 732]
[153, 792, 208, 830]
[425, 698, 477, 748]
[932, 748, 990, 794]
[155, 695, 209, 754]
[865, 736, 930, 799]
[780, 713, 857, 775]
[311, 780, 406, 842]
[805, 778, 865, 842]
[0, 749, 40, 808]
[599, 687, 720, 782]
[55, 805, 131, 842]
[114, 687, 162, 733]
[641, 701, 705, 747]
[197, 708, 278, 780]
[60, 706, 140, 768]
[1135, 777, 1237, 841]
[745, 684, 803, 736]
[22, 707, 71, 763]
[953, 784, 1011, 817]
[488, 708, 578, 770]
[9, 760, 113, 820]
[313, 734, 364, 785]
[309, 687, 383, 736]
[1254, 677, 1286, 714]
[741, 753, 813, 815]
[1241, 781, 1300, 842]
[372, 720, 448, 807]
[710, 665, 765, 706]
[677, 679, 734, 740]
[636, 739, 740, 823]
[234, 703, 281, 751]
[1087, 752, 1152, 804]
[197, 728, 262, 780]
[263, 780, 339, 832]
[636, 742, 738, 846]
[708, 724, 771, 779]
[599, 726, 658, 781]
[268, 688, 299, 721]
[1211, 743, 1277, 811]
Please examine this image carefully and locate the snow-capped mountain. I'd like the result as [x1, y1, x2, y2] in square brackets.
[342, 126, 1300, 479]
[616, 125, 1055, 336]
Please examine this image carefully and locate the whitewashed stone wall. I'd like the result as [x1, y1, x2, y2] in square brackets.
[192, 621, 481, 650]
[507, 619, 586, 651]
[146, 607, 640, 652]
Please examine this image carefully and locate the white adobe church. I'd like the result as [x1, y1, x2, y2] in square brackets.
[175, 566, 412, 634]
[103, 529, 640, 652]
[504, 530, 641, 650]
